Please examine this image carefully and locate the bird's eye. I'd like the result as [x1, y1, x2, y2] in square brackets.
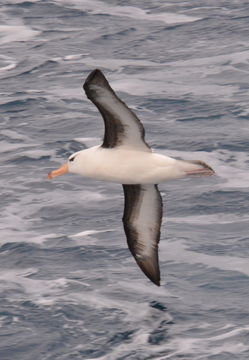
[69, 156, 75, 162]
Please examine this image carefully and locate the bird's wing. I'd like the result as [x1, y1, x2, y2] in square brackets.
[122, 184, 163, 286]
[83, 69, 151, 151]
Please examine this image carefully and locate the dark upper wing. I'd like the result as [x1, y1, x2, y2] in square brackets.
[122, 184, 163, 286]
[83, 69, 151, 151]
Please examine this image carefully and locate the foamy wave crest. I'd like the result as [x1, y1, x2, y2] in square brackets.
[168, 213, 249, 225]
[52, 54, 162, 71]
[0, 55, 17, 72]
[160, 239, 249, 277]
[3, 0, 40, 3]
[111, 71, 238, 99]
[0, 24, 40, 45]
[55, 0, 201, 24]
[0, 268, 69, 306]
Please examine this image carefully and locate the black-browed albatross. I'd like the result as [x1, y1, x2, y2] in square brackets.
[48, 69, 214, 286]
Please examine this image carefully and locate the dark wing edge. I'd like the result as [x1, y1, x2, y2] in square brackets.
[122, 184, 163, 286]
[83, 69, 151, 151]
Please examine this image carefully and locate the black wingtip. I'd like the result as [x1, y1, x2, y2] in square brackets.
[83, 69, 106, 90]
[136, 259, 161, 287]
[150, 274, 161, 286]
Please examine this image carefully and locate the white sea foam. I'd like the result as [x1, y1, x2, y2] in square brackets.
[115, 278, 174, 299]
[152, 328, 249, 360]
[69, 229, 116, 245]
[168, 213, 249, 225]
[0, 266, 169, 310]
[50, 54, 163, 75]
[64, 54, 89, 60]
[206, 150, 249, 190]
[71, 229, 108, 237]
[3, 0, 40, 3]
[47, 86, 82, 100]
[0, 268, 69, 306]
[50, 51, 241, 101]
[0, 140, 34, 153]
[74, 137, 100, 147]
[1, 129, 30, 141]
[56, 0, 201, 25]
[160, 239, 249, 277]
[0, 23, 40, 45]
[67, 55, 161, 70]
[82, 321, 249, 360]
[75, 50, 242, 100]
[173, 49, 249, 69]
[111, 71, 239, 99]
[0, 55, 17, 72]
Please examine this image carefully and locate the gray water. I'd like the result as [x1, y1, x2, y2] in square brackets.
[1, 1, 249, 359]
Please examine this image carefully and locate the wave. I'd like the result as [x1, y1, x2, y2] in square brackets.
[0, 23, 40, 45]
[0, 267, 69, 306]
[0, 55, 17, 72]
[3, 0, 40, 3]
[168, 213, 249, 225]
[51, 54, 162, 70]
[54, 0, 202, 25]
[160, 239, 249, 277]
[111, 70, 239, 99]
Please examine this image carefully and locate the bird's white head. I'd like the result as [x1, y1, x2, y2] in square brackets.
[48, 151, 82, 179]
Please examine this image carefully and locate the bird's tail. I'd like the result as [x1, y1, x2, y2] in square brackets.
[180, 160, 215, 176]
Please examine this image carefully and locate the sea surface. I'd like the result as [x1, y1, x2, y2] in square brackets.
[1, 1, 249, 359]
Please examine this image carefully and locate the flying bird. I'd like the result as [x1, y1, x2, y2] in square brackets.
[48, 69, 214, 286]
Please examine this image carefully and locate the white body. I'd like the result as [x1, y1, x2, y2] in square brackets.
[69, 146, 202, 184]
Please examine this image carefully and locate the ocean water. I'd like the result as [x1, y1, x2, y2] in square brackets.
[1, 0, 249, 359]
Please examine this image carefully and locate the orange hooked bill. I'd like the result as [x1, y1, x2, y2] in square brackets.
[48, 163, 69, 179]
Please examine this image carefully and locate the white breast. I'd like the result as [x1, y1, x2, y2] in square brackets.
[71, 146, 186, 184]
